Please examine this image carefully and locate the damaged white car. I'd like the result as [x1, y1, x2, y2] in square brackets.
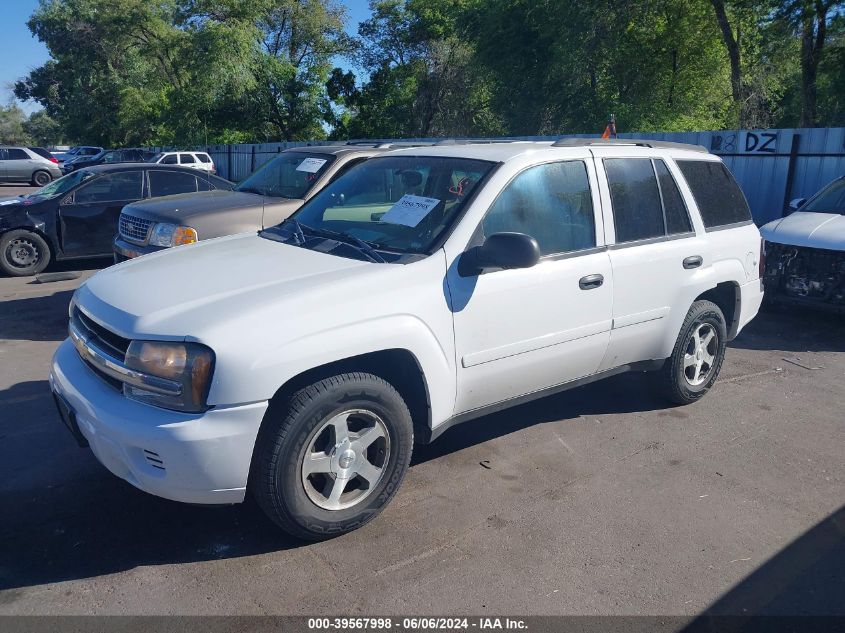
[761, 176, 845, 310]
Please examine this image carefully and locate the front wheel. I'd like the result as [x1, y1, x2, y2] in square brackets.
[253, 372, 414, 540]
[0, 229, 51, 277]
[655, 300, 727, 405]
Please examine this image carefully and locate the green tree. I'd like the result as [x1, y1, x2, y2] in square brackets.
[23, 110, 63, 146]
[0, 103, 30, 144]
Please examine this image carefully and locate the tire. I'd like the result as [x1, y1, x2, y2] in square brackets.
[655, 300, 727, 406]
[253, 372, 414, 540]
[31, 170, 52, 187]
[0, 229, 51, 277]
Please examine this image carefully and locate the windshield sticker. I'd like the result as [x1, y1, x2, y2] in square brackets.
[380, 194, 441, 227]
[296, 157, 328, 173]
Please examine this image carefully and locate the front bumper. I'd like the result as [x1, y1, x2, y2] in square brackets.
[50, 338, 268, 504]
[113, 237, 166, 262]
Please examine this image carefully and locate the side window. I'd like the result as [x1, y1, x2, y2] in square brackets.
[654, 160, 692, 234]
[149, 171, 198, 197]
[197, 177, 214, 191]
[604, 158, 664, 243]
[676, 160, 751, 228]
[178, 153, 194, 165]
[74, 171, 143, 203]
[196, 153, 211, 163]
[6, 148, 29, 160]
[160, 154, 178, 165]
[482, 161, 596, 256]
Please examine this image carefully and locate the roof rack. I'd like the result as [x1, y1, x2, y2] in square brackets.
[344, 141, 436, 149]
[550, 138, 708, 153]
[433, 139, 522, 146]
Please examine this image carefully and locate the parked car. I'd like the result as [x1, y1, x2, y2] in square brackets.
[51, 139, 763, 540]
[114, 143, 399, 261]
[0, 163, 232, 276]
[760, 176, 845, 310]
[53, 146, 103, 164]
[28, 147, 61, 165]
[0, 146, 63, 186]
[146, 151, 216, 173]
[63, 148, 153, 174]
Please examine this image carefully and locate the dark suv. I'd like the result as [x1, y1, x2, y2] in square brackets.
[63, 148, 154, 174]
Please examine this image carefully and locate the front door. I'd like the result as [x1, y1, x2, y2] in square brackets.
[447, 158, 614, 415]
[59, 170, 144, 256]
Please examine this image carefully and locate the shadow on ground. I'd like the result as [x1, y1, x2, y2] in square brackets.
[730, 304, 845, 354]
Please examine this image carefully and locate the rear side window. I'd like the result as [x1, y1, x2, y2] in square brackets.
[149, 171, 198, 197]
[654, 160, 692, 234]
[676, 160, 751, 228]
[178, 153, 194, 164]
[604, 159, 664, 242]
[196, 154, 211, 163]
[483, 160, 596, 256]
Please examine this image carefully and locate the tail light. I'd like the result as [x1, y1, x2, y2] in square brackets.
[759, 238, 766, 278]
[49, 157, 59, 163]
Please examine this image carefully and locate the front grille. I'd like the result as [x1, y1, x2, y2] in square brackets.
[119, 213, 155, 245]
[71, 306, 130, 390]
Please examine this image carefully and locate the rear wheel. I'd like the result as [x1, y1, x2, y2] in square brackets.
[0, 229, 51, 277]
[655, 300, 727, 405]
[31, 170, 52, 187]
[253, 372, 413, 540]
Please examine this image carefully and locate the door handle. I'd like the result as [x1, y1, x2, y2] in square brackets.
[579, 273, 604, 290]
[683, 256, 703, 269]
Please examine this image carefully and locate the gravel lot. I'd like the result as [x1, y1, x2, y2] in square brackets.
[0, 263, 842, 616]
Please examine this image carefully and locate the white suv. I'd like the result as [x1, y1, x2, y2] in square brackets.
[147, 151, 216, 173]
[50, 140, 764, 540]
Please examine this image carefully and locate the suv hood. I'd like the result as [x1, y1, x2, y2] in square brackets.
[760, 211, 845, 251]
[76, 233, 372, 338]
[123, 190, 265, 224]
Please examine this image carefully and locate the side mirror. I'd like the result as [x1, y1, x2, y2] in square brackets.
[786, 197, 806, 215]
[459, 232, 541, 276]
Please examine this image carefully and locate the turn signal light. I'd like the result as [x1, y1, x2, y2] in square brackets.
[173, 226, 198, 246]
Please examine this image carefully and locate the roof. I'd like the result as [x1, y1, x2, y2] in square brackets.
[280, 142, 440, 157]
[382, 139, 712, 163]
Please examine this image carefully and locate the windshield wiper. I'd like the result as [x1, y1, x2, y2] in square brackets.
[304, 226, 386, 263]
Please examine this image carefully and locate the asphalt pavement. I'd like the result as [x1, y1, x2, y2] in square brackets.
[0, 266, 842, 616]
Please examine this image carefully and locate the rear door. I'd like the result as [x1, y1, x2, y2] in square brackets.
[59, 170, 144, 256]
[179, 153, 198, 170]
[593, 149, 706, 370]
[0, 149, 7, 181]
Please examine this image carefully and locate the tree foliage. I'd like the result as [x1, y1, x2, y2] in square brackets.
[12, 0, 845, 145]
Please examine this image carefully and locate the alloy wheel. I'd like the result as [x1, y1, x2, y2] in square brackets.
[300, 409, 391, 511]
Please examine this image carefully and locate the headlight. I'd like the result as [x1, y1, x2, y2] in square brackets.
[124, 340, 214, 412]
[149, 223, 198, 247]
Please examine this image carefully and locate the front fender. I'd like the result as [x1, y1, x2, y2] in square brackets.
[208, 314, 456, 428]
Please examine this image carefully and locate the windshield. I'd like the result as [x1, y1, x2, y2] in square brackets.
[27, 170, 96, 200]
[235, 152, 336, 198]
[802, 178, 845, 215]
[146, 153, 164, 163]
[264, 155, 494, 255]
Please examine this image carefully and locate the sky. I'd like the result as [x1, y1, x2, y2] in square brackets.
[0, 0, 373, 116]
